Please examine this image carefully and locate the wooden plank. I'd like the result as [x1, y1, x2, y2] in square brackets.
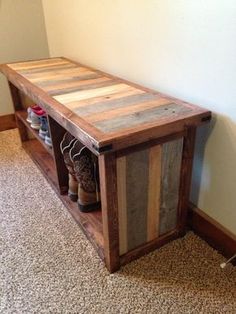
[23, 65, 88, 79]
[177, 127, 196, 235]
[18, 63, 77, 75]
[48, 116, 69, 195]
[147, 145, 162, 241]
[69, 89, 145, 112]
[0, 114, 16, 132]
[49, 79, 117, 97]
[126, 149, 149, 251]
[116, 131, 185, 158]
[55, 83, 133, 105]
[9, 58, 68, 70]
[117, 157, 128, 255]
[36, 73, 101, 88]
[27, 68, 95, 83]
[94, 103, 192, 133]
[8, 81, 22, 111]
[97, 110, 210, 152]
[87, 98, 171, 123]
[42, 76, 112, 94]
[8, 82, 29, 142]
[99, 154, 120, 272]
[159, 138, 183, 235]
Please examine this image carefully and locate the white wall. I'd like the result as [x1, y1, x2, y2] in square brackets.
[0, 0, 49, 115]
[42, 0, 236, 235]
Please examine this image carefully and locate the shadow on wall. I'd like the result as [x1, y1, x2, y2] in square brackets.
[190, 114, 216, 205]
[190, 112, 236, 207]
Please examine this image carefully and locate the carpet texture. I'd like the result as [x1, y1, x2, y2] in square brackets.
[0, 129, 236, 314]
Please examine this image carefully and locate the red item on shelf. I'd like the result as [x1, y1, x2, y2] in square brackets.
[31, 104, 41, 111]
[31, 106, 46, 116]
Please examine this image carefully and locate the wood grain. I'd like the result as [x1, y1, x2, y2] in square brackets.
[74, 92, 154, 117]
[159, 138, 183, 235]
[177, 127, 196, 235]
[0, 114, 16, 132]
[126, 149, 149, 250]
[87, 98, 171, 123]
[54, 84, 133, 105]
[2, 56, 213, 272]
[0, 57, 211, 153]
[94, 103, 192, 133]
[99, 154, 120, 272]
[44, 77, 112, 95]
[147, 145, 162, 241]
[116, 157, 128, 255]
[48, 116, 69, 195]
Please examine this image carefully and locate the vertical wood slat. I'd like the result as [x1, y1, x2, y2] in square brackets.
[147, 145, 162, 241]
[117, 157, 127, 255]
[159, 138, 183, 235]
[8, 81, 22, 111]
[117, 137, 184, 256]
[8, 82, 29, 142]
[126, 149, 149, 251]
[99, 153, 120, 272]
[177, 127, 197, 235]
[47, 116, 69, 195]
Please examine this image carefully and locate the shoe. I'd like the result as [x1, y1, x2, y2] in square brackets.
[32, 107, 46, 116]
[26, 105, 41, 123]
[60, 132, 78, 201]
[70, 140, 100, 212]
[30, 111, 41, 130]
[39, 116, 48, 140]
[26, 107, 32, 123]
[45, 130, 52, 147]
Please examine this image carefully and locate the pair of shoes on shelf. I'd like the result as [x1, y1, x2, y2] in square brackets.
[27, 105, 44, 129]
[27, 105, 52, 147]
[60, 132, 100, 213]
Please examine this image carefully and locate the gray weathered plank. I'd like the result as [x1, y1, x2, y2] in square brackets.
[49, 80, 117, 96]
[36, 73, 101, 87]
[74, 93, 158, 116]
[126, 149, 149, 250]
[159, 138, 183, 235]
[94, 103, 192, 133]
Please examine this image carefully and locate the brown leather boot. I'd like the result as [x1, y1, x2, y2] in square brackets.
[60, 132, 78, 202]
[70, 140, 100, 212]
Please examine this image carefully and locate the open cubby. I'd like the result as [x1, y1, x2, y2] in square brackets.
[15, 108, 104, 260]
[16, 110, 53, 156]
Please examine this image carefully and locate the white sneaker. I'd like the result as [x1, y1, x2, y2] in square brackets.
[26, 107, 32, 123]
[30, 111, 41, 130]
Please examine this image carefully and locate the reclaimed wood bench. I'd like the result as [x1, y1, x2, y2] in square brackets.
[1, 57, 211, 272]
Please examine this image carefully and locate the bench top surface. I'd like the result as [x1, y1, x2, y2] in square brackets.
[1, 57, 211, 153]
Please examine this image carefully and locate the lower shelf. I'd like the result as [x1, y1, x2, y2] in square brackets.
[23, 139, 104, 260]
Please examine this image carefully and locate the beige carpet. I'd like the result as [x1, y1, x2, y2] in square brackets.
[0, 129, 236, 314]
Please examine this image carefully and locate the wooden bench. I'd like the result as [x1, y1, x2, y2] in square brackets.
[1, 57, 211, 272]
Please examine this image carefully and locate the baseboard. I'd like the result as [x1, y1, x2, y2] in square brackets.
[0, 113, 16, 132]
[188, 202, 236, 262]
